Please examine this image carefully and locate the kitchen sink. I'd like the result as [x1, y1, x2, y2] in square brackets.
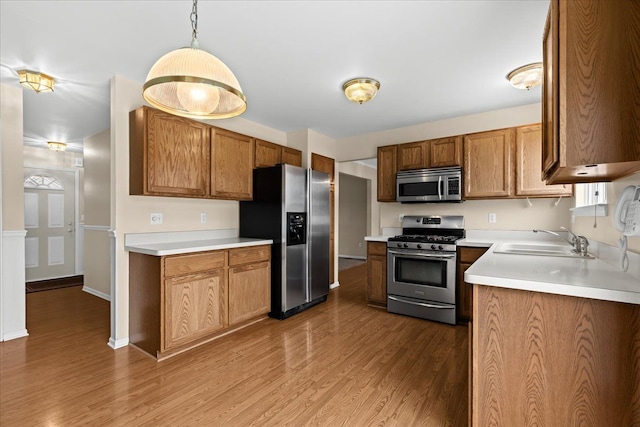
[493, 243, 594, 259]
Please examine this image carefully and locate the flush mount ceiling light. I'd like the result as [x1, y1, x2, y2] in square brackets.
[47, 141, 67, 151]
[17, 70, 55, 93]
[343, 78, 380, 104]
[143, 0, 246, 119]
[507, 62, 543, 90]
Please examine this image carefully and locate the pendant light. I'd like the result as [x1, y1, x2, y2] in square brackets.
[143, 0, 246, 119]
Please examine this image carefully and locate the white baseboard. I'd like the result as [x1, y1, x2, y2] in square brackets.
[330, 281, 340, 289]
[82, 286, 111, 301]
[108, 337, 129, 349]
[3, 329, 29, 341]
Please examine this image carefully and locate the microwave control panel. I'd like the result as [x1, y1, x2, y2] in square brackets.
[447, 177, 460, 196]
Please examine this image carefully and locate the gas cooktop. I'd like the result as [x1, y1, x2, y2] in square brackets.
[388, 234, 462, 244]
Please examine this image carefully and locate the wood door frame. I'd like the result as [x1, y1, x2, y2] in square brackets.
[23, 165, 82, 278]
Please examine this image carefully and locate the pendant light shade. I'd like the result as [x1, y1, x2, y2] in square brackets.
[142, 0, 246, 119]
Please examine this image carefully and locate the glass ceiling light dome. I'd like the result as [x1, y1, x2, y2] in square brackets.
[507, 62, 543, 90]
[343, 78, 380, 104]
[143, 0, 246, 119]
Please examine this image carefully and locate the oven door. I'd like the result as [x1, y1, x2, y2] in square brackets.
[387, 249, 456, 305]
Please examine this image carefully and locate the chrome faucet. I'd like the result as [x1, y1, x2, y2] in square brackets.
[533, 227, 590, 257]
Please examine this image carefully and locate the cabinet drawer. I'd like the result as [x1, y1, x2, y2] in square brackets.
[164, 251, 227, 277]
[368, 241, 387, 257]
[229, 245, 271, 267]
[458, 247, 488, 264]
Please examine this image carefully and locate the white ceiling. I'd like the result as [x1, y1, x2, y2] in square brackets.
[0, 1, 548, 153]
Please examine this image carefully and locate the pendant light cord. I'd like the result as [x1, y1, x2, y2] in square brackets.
[191, 0, 198, 39]
[189, 0, 199, 48]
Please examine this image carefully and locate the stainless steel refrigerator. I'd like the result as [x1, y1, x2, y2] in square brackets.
[239, 164, 330, 319]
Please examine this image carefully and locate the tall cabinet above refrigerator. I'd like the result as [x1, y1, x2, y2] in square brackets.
[239, 164, 330, 319]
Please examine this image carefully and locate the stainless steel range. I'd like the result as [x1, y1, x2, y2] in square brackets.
[387, 215, 464, 325]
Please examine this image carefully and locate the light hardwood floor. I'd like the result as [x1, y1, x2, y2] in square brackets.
[0, 265, 468, 426]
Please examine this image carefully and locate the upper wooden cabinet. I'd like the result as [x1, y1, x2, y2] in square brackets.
[281, 147, 302, 167]
[397, 137, 463, 171]
[464, 128, 514, 199]
[211, 128, 254, 200]
[515, 124, 572, 197]
[254, 139, 282, 168]
[130, 106, 210, 197]
[430, 136, 462, 168]
[377, 145, 397, 202]
[397, 141, 429, 171]
[542, 0, 640, 183]
[254, 140, 303, 168]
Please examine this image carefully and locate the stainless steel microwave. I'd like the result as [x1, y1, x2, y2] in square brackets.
[396, 167, 463, 203]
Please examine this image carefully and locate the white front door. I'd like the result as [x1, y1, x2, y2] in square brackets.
[24, 168, 76, 281]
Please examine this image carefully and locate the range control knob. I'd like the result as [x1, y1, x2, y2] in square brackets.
[417, 244, 422, 249]
[403, 243, 409, 248]
[438, 245, 444, 251]
[397, 243, 402, 248]
[431, 244, 437, 250]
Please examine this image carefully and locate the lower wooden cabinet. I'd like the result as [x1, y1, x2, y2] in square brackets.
[472, 285, 640, 426]
[456, 246, 488, 322]
[164, 270, 227, 350]
[129, 245, 271, 359]
[228, 246, 271, 326]
[367, 242, 387, 307]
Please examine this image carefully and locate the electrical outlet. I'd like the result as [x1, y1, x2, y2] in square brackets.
[399, 214, 404, 222]
[358, 242, 362, 248]
[200, 213, 207, 224]
[150, 213, 163, 225]
[488, 213, 497, 224]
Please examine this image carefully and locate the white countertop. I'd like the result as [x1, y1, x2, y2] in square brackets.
[126, 237, 273, 256]
[124, 229, 272, 256]
[364, 235, 393, 242]
[464, 237, 640, 305]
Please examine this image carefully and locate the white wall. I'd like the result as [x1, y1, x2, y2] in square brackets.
[0, 83, 27, 341]
[83, 129, 111, 299]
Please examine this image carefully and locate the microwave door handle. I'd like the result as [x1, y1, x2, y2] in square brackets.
[438, 176, 443, 200]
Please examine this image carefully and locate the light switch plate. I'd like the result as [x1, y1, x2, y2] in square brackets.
[150, 213, 163, 225]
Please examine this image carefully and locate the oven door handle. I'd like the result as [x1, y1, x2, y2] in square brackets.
[388, 296, 454, 309]
[388, 250, 455, 260]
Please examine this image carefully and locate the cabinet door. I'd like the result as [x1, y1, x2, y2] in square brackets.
[516, 124, 572, 197]
[377, 145, 397, 202]
[456, 247, 487, 323]
[367, 242, 387, 307]
[130, 106, 210, 197]
[397, 141, 429, 171]
[281, 147, 303, 167]
[464, 128, 514, 199]
[542, 0, 559, 180]
[164, 269, 227, 350]
[228, 261, 271, 325]
[255, 139, 282, 168]
[211, 128, 254, 200]
[430, 136, 462, 167]
[456, 262, 473, 322]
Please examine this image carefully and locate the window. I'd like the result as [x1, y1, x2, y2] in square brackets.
[23, 174, 64, 190]
[575, 182, 607, 208]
